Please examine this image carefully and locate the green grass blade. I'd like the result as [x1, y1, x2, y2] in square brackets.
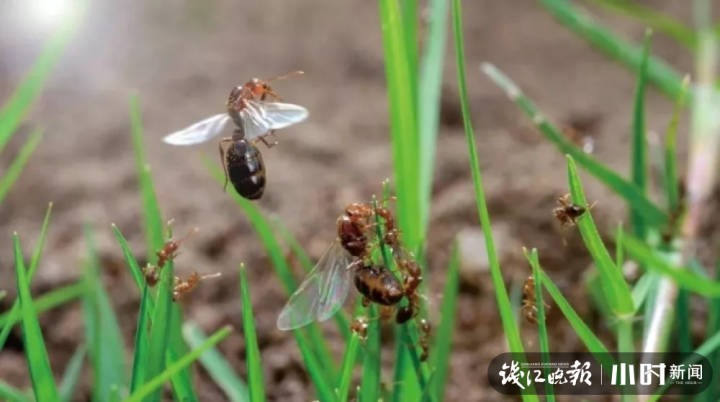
[0, 0, 88, 152]
[536, 270, 616, 371]
[14, 233, 59, 402]
[428, 242, 460, 401]
[630, 30, 652, 242]
[401, 0, 419, 117]
[59, 345, 87, 402]
[112, 225, 145, 289]
[523, 249, 556, 401]
[417, 0, 450, 244]
[379, 0, 421, 252]
[453, 2, 537, 400]
[664, 75, 691, 212]
[202, 157, 340, 386]
[0, 203, 53, 350]
[183, 322, 250, 402]
[566, 155, 635, 315]
[337, 329, 361, 402]
[481, 64, 668, 228]
[622, 234, 720, 297]
[81, 225, 128, 401]
[537, 0, 687, 101]
[124, 326, 233, 402]
[0, 381, 32, 402]
[0, 281, 86, 328]
[0, 129, 43, 206]
[361, 304, 381, 402]
[129, 284, 151, 394]
[581, 0, 697, 50]
[142, 250, 175, 402]
[239, 265, 266, 402]
[128, 94, 164, 260]
[129, 97, 196, 400]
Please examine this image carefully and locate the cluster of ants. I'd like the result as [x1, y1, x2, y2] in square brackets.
[141, 221, 221, 302]
[277, 197, 432, 361]
[520, 193, 596, 325]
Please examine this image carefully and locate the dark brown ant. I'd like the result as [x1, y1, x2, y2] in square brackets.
[354, 264, 404, 307]
[219, 128, 267, 200]
[553, 193, 596, 228]
[521, 276, 549, 324]
[172, 271, 222, 302]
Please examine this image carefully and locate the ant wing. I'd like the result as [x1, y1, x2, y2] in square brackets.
[240, 101, 309, 141]
[162, 113, 230, 146]
[277, 240, 354, 331]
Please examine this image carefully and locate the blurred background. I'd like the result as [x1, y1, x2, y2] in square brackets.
[0, 0, 714, 400]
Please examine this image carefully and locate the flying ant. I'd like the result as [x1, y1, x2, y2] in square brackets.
[172, 271, 222, 302]
[521, 276, 549, 324]
[162, 71, 309, 200]
[142, 225, 199, 287]
[553, 193, 596, 228]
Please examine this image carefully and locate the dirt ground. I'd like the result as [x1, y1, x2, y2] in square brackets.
[0, 0, 715, 401]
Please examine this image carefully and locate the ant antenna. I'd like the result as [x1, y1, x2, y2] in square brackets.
[263, 70, 305, 83]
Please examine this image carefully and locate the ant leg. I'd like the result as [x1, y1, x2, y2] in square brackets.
[259, 132, 279, 148]
[218, 138, 233, 192]
[587, 200, 598, 211]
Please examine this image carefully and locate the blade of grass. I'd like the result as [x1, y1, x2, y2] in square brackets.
[0, 129, 43, 206]
[621, 234, 720, 297]
[453, 1, 535, 400]
[129, 283, 152, 394]
[428, 241, 460, 401]
[0, 381, 32, 402]
[142, 246, 175, 402]
[183, 322, 250, 402]
[337, 324, 361, 402]
[361, 304, 381, 402]
[537, 0, 689, 101]
[239, 264, 266, 402]
[14, 233, 60, 402]
[0, 0, 88, 152]
[59, 345, 87, 402]
[81, 225, 128, 401]
[0, 281, 86, 328]
[664, 75, 691, 212]
[417, 0, 450, 246]
[202, 157, 340, 386]
[535, 269, 617, 372]
[481, 64, 668, 229]
[566, 155, 635, 315]
[0, 203, 53, 350]
[523, 248, 556, 401]
[128, 94, 164, 261]
[581, 0, 697, 50]
[379, 0, 422, 253]
[124, 326, 233, 402]
[630, 30, 652, 242]
[130, 97, 197, 400]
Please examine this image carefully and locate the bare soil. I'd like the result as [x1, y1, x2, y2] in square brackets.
[0, 0, 713, 401]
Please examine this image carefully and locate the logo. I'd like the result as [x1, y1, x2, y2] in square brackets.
[487, 353, 712, 395]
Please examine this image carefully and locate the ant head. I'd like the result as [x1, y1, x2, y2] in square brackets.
[245, 78, 269, 97]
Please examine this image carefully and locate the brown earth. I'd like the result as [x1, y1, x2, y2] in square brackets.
[0, 0, 715, 401]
